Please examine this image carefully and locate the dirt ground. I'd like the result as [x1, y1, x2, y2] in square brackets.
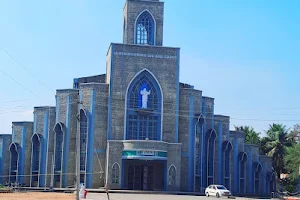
[0, 192, 77, 200]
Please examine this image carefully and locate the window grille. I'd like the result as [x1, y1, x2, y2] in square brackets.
[126, 71, 161, 140]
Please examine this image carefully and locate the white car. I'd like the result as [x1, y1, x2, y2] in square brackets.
[205, 185, 232, 198]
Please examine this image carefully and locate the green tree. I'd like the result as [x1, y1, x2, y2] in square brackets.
[284, 144, 300, 182]
[262, 124, 293, 178]
[234, 126, 260, 144]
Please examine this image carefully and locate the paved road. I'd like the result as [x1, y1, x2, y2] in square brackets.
[86, 193, 270, 200]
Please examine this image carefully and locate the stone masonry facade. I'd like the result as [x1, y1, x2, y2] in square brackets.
[0, 0, 275, 197]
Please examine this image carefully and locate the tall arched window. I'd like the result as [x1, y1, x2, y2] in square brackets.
[207, 129, 216, 186]
[135, 11, 155, 45]
[126, 70, 162, 140]
[31, 134, 41, 186]
[239, 152, 247, 194]
[254, 163, 262, 194]
[54, 123, 64, 172]
[9, 143, 19, 183]
[195, 116, 205, 192]
[268, 172, 276, 193]
[112, 163, 120, 184]
[168, 165, 176, 186]
[31, 134, 41, 172]
[80, 109, 88, 183]
[223, 141, 233, 190]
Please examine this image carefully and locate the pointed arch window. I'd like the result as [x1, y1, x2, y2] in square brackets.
[207, 129, 216, 186]
[54, 123, 64, 172]
[31, 134, 41, 172]
[223, 141, 233, 190]
[268, 172, 276, 194]
[112, 163, 120, 184]
[254, 163, 262, 194]
[135, 11, 155, 45]
[80, 109, 88, 183]
[126, 70, 162, 140]
[168, 165, 176, 186]
[9, 143, 19, 183]
[195, 116, 205, 192]
[239, 152, 247, 194]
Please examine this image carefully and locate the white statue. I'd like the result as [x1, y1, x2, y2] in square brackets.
[140, 88, 151, 108]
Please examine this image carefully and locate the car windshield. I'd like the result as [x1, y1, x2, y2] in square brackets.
[217, 186, 227, 190]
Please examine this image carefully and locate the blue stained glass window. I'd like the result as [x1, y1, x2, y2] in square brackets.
[126, 71, 161, 140]
[136, 11, 155, 45]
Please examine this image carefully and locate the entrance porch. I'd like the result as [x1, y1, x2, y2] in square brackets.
[122, 160, 166, 191]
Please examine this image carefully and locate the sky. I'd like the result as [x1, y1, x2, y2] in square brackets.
[0, 0, 299, 135]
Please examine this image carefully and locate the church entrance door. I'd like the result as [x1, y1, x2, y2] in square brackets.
[124, 160, 164, 191]
[127, 165, 154, 190]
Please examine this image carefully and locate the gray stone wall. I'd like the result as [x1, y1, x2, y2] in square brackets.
[106, 141, 123, 189]
[230, 131, 246, 152]
[0, 134, 12, 184]
[214, 115, 230, 185]
[178, 88, 201, 191]
[214, 115, 230, 141]
[12, 122, 33, 186]
[252, 146, 260, 163]
[33, 106, 56, 187]
[123, 0, 164, 46]
[167, 143, 181, 191]
[79, 83, 109, 188]
[107, 43, 180, 143]
[47, 107, 56, 187]
[203, 97, 215, 131]
[178, 89, 190, 191]
[56, 89, 79, 187]
[75, 74, 106, 88]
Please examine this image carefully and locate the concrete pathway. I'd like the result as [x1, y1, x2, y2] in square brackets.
[85, 193, 272, 200]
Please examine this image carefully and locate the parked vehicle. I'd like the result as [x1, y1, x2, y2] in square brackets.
[205, 185, 231, 198]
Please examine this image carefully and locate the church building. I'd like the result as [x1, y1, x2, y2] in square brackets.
[0, 0, 276, 196]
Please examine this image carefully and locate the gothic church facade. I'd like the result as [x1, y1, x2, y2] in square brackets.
[0, 0, 275, 196]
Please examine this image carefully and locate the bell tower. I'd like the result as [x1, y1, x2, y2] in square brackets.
[123, 0, 164, 46]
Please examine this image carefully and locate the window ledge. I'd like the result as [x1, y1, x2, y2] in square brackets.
[135, 108, 155, 115]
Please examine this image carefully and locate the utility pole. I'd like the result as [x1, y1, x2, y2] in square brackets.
[76, 97, 82, 200]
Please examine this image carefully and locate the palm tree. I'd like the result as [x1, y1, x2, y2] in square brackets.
[284, 144, 300, 182]
[262, 124, 293, 179]
[234, 126, 260, 144]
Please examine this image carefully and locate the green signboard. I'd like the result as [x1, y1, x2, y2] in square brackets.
[122, 150, 167, 158]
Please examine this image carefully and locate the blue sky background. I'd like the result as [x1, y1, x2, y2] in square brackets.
[0, 0, 299, 135]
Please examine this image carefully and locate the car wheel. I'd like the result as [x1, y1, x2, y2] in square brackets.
[216, 193, 220, 198]
[206, 192, 209, 197]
